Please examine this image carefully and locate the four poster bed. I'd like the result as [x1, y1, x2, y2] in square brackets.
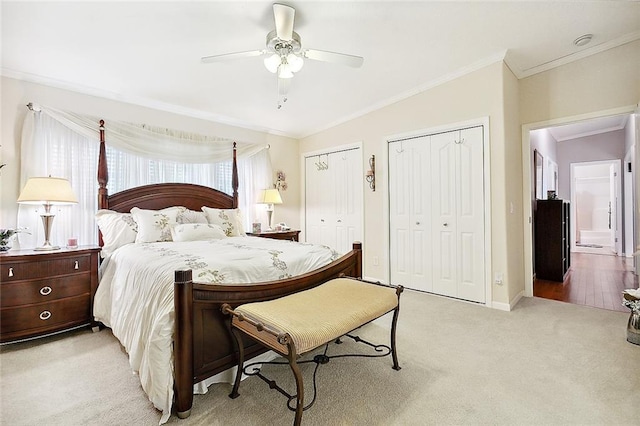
[92, 121, 363, 422]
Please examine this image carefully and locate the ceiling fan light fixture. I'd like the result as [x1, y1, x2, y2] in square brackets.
[287, 53, 304, 73]
[278, 63, 294, 79]
[264, 53, 281, 73]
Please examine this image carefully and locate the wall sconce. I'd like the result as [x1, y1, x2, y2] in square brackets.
[365, 155, 375, 191]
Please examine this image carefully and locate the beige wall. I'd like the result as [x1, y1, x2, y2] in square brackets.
[520, 40, 640, 125]
[300, 61, 522, 307]
[0, 77, 301, 230]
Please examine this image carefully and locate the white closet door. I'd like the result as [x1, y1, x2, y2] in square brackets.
[389, 126, 485, 304]
[431, 131, 459, 298]
[431, 127, 485, 302]
[305, 149, 362, 255]
[389, 137, 432, 291]
[333, 149, 363, 254]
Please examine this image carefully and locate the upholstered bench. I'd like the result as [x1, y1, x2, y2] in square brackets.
[222, 277, 403, 425]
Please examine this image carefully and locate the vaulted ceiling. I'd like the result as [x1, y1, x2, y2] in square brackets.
[2, 1, 639, 138]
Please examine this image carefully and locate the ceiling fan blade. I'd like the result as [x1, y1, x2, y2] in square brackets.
[273, 3, 295, 41]
[201, 50, 264, 64]
[303, 49, 364, 68]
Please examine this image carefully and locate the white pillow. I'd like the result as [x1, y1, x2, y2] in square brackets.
[95, 210, 138, 258]
[175, 207, 208, 224]
[130, 207, 182, 243]
[201, 207, 246, 237]
[170, 223, 227, 242]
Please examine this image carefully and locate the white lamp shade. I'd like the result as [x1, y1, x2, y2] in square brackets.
[278, 63, 294, 79]
[264, 54, 281, 73]
[17, 177, 78, 205]
[258, 188, 283, 205]
[287, 53, 304, 73]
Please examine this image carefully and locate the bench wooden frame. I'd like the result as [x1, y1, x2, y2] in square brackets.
[221, 277, 403, 425]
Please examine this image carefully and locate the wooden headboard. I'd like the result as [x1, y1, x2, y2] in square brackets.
[96, 119, 240, 243]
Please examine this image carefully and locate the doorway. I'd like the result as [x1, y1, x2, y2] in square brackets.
[522, 109, 638, 310]
[570, 160, 621, 256]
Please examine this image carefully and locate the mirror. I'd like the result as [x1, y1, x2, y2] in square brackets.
[534, 150, 544, 200]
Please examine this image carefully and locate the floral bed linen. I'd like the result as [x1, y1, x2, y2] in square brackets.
[93, 237, 339, 423]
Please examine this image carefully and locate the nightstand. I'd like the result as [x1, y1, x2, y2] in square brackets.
[0, 246, 100, 343]
[247, 230, 301, 242]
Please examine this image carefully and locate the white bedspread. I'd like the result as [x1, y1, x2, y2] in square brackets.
[93, 236, 339, 423]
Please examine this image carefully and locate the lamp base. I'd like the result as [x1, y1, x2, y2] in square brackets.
[34, 244, 61, 251]
[266, 209, 274, 231]
[35, 209, 60, 251]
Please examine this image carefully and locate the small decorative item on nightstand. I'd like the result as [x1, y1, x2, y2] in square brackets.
[0, 228, 29, 252]
[252, 222, 261, 233]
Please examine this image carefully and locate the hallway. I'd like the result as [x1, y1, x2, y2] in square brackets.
[534, 252, 638, 313]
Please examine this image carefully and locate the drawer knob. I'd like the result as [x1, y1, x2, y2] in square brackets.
[8, 267, 13, 277]
[40, 286, 53, 296]
[74, 260, 79, 270]
[39, 310, 52, 321]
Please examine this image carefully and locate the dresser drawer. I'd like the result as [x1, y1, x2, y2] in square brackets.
[0, 273, 91, 308]
[1, 253, 92, 282]
[0, 294, 91, 340]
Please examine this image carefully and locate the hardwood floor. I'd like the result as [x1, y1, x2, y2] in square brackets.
[534, 252, 639, 313]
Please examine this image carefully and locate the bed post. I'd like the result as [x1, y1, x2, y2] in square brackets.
[353, 242, 363, 278]
[174, 269, 194, 418]
[97, 120, 108, 209]
[232, 142, 238, 208]
[97, 120, 108, 247]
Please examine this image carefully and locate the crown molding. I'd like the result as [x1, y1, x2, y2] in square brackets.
[301, 50, 509, 139]
[1, 68, 296, 139]
[508, 30, 640, 79]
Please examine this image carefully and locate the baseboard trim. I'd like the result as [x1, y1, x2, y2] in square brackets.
[490, 290, 525, 311]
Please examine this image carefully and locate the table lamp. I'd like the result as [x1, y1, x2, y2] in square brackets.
[258, 188, 282, 231]
[17, 176, 78, 250]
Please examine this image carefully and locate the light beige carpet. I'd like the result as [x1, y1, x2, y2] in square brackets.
[1, 291, 639, 425]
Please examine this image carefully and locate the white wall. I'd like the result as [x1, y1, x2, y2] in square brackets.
[0, 77, 302, 231]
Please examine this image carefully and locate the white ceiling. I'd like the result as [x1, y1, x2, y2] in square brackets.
[2, 1, 639, 139]
[548, 114, 630, 142]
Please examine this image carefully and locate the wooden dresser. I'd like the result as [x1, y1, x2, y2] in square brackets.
[246, 230, 301, 242]
[0, 246, 100, 343]
[535, 199, 571, 282]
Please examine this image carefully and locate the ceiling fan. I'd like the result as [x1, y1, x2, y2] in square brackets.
[201, 3, 364, 109]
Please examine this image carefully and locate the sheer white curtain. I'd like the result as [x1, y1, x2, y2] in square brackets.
[17, 106, 270, 249]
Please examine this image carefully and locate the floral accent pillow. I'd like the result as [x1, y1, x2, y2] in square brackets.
[175, 207, 208, 224]
[130, 207, 182, 243]
[170, 223, 227, 242]
[201, 207, 246, 237]
[95, 210, 138, 258]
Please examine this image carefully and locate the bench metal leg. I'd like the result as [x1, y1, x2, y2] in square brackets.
[391, 305, 401, 371]
[287, 355, 304, 426]
[229, 327, 245, 399]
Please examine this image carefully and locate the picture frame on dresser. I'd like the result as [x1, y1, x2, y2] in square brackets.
[0, 246, 101, 343]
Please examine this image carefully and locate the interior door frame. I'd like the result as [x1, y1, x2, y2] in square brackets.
[521, 105, 637, 298]
[384, 117, 492, 306]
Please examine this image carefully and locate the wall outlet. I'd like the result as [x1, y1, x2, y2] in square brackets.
[495, 273, 504, 285]
[373, 256, 379, 266]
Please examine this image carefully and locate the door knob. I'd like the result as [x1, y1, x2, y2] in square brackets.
[443, 223, 449, 227]
[416, 222, 420, 225]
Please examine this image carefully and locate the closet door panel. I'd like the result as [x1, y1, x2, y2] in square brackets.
[305, 156, 324, 245]
[389, 138, 431, 291]
[389, 141, 413, 286]
[456, 127, 485, 303]
[431, 131, 458, 297]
